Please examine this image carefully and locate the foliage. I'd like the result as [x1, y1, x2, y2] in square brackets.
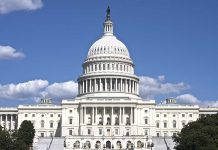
[17, 120, 35, 147]
[173, 114, 218, 150]
[0, 120, 35, 150]
[0, 125, 14, 150]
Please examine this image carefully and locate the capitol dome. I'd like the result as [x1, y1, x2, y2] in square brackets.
[87, 34, 130, 59]
[77, 7, 139, 98]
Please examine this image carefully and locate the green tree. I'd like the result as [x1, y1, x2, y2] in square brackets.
[173, 114, 218, 150]
[0, 125, 14, 150]
[17, 120, 35, 148]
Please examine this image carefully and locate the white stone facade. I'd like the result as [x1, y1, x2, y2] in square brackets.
[1, 7, 218, 150]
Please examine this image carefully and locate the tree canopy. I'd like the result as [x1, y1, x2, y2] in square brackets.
[173, 114, 218, 150]
[0, 120, 35, 150]
[18, 120, 35, 147]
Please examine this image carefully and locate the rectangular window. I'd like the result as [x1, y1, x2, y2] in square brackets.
[41, 133, 44, 137]
[156, 114, 159, 117]
[50, 122, 53, 128]
[144, 110, 148, 113]
[164, 122, 167, 128]
[58, 114, 61, 117]
[182, 114, 185, 117]
[115, 128, 119, 135]
[88, 129, 91, 135]
[164, 114, 167, 117]
[25, 114, 28, 117]
[156, 122, 159, 128]
[69, 130, 72, 135]
[69, 110, 72, 113]
[145, 118, 148, 124]
[157, 133, 160, 137]
[144, 130, 148, 135]
[189, 114, 192, 117]
[32, 114, 35, 117]
[99, 129, 102, 135]
[69, 118, 72, 124]
[50, 114, 53, 117]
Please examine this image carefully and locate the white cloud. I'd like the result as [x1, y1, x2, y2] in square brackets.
[139, 75, 189, 99]
[0, 80, 78, 102]
[0, 80, 48, 99]
[44, 81, 78, 99]
[176, 94, 200, 104]
[0, 45, 25, 59]
[176, 93, 218, 107]
[0, 0, 43, 14]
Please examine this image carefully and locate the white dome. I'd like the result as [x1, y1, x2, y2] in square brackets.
[87, 35, 130, 59]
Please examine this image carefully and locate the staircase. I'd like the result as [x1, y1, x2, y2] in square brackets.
[34, 137, 64, 150]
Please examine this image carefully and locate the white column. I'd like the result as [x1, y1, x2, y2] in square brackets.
[110, 78, 112, 91]
[122, 107, 124, 125]
[6, 115, 8, 129]
[95, 107, 97, 124]
[94, 79, 96, 92]
[103, 107, 106, 125]
[111, 107, 114, 125]
[121, 79, 123, 92]
[84, 107, 86, 124]
[130, 107, 132, 125]
[85, 80, 88, 93]
[10, 114, 12, 130]
[119, 107, 121, 125]
[116, 78, 118, 92]
[125, 79, 127, 93]
[132, 107, 134, 124]
[80, 107, 83, 124]
[0, 114, 1, 126]
[82, 81, 84, 94]
[89, 80, 91, 92]
[100, 78, 102, 92]
[92, 107, 94, 125]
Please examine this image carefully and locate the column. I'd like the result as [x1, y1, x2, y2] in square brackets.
[121, 79, 123, 92]
[110, 78, 112, 91]
[116, 78, 118, 92]
[125, 79, 127, 93]
[122, 107, 124, 124]
[133, 107, 136, 124]
[84, 107, 86, 124]
[100, 78, 102, 92]
[103, 107, 106, 125]
[111, 107, 114, 125]
[105, 78, 107, 91]
[88, 80, 91, 92]
[10, 114, 12, 130]
[119, 107, 121, 125]
[132, 107, 134, 124]
[94, 79, 96, 92]
[85, 80, 88, 93]
[92, 107, 94, 124]
[130, 107, 132, 125]
[95, 107, 97, 124]
[82, 81, 84, 94]
[80, 107, 83, 124]
[6, 115, 8, 129]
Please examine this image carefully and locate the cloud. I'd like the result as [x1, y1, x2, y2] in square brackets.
[44, 81, 78, 99]
[0, 79, 78, 102]
[176, 93, 218, 107]
[0, 0, 43, 14]
[176, 94, 200, 104]
[0, 45, 25, 59]
[0, 80, 48, 99]
[139, 75, 189, 99]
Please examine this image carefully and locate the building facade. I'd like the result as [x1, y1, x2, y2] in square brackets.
[0, 7, 218, 150]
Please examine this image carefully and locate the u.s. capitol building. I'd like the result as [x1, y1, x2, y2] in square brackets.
[0, 7, 217, 150]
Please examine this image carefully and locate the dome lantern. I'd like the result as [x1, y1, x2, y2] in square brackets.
[103, 6, 113, 36]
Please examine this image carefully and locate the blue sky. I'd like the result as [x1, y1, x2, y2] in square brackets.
[0, 0, 217, 107]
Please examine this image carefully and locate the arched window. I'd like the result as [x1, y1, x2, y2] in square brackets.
[173, 120, 177, 128]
